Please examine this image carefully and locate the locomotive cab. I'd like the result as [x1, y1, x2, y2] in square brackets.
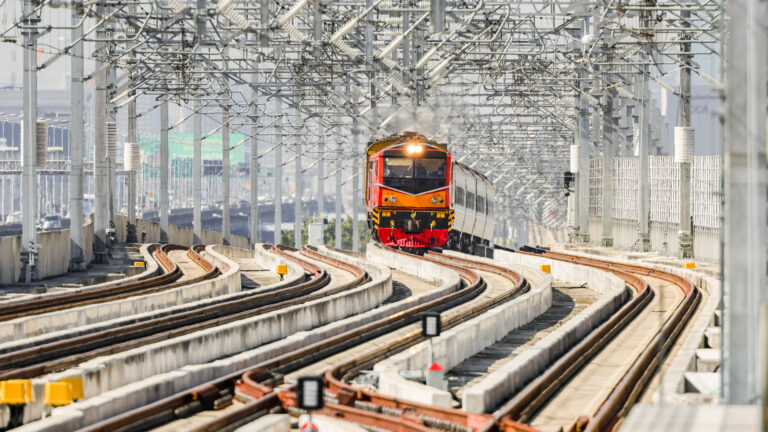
[365, 133, 454, 248]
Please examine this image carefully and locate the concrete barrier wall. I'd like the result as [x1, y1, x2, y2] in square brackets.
[375, 256, 553, 408]
[459, 249, 628, 413]
[0, 244, 158, 310]
[230, 234, 250, 249]
[168, 224, 194, 246]
[82, 218, 94, 265]
[36, 229, 71, 279]
[15, 245, 470, 431]
[114, 215, 127, 243]
[0, 217, 97, 284]
[201, 229, 223, 245]
[0, 235, 21, 284]
[0, 245, 243, 346]
[138, 220, 162, 243]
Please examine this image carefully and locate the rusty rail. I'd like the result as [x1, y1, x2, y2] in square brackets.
[173, 248, 533, 432]
[489, 247, 700, 432]
[80, 247, 491, 432]
[0, 245, 339, 381]
[0, 244, 189, 321]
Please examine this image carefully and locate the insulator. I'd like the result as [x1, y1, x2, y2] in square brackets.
[570, 144, 580, 173]
[281, 22, 306, 43]
[124, 142, 141, 171]
[278, 0, 310, 25]
[673, 127, 694, 164]
[616, 86, 634, 99]
[106, 121, 117, 161]
[222, 8, 250, 31]
[35, 120, 47, 168]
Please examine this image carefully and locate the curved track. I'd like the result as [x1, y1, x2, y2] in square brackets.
[79, 247, 532, 432]
[0, 245, 366, 383]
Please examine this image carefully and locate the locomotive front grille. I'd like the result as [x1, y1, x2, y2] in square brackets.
[369, 209, 453, 232]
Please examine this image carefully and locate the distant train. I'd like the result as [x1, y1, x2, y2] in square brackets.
[365, 132, 495, 254]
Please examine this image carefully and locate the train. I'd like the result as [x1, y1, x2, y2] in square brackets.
[365, 132, 495, 254]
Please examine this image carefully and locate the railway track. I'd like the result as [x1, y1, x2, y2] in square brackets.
[485, 247, 700, 432]
[19, 246, 701, 432]
[0, 245, 366, 384]
[78, 246, 532, 432]
[0, 244, 211, 322]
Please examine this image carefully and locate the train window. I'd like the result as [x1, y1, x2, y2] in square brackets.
[466, 192, 475, 210]
[455, 187, 465, 206]
[487, 201, 493, 215]
[477, 196, 485, 214]
[383, 157, 413, 178]
[415, 159, 446, 179]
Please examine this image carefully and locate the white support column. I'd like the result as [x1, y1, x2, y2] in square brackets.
[636, 56, 651, 251]
[294, 139, 302, 248]
[335, 144, 342, 249]
[274, 98, 282, 245]
[69, 3, 85, 271]
[317, 139, 324, 220]
[352, 121, 360, 252]
[601, 90, 615, 247]
[222, 107, 230, 245]
[250, 65, 259, 245]
[126, 92, 137, 243]
[21, 0, 39, 282]
[193, 100, 202, 244]
[723, 0, 768, 405]
[160, 100, 169, 243]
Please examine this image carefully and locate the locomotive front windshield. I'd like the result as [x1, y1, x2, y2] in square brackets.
[382, 150, 447, 193]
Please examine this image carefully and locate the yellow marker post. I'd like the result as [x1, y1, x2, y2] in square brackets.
[540, 264, 551, 274]
[0, 380, 33, 405]
[44, 382, 72, 406]
[60, 377, 84, 400]
[277, 264, 288, 281]
[685, 262, 696, 269]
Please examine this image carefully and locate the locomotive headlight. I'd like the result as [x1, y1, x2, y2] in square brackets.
[390, 196, 396, 203]
[406, 144, 424, 154]
[431, 197, 438, 204]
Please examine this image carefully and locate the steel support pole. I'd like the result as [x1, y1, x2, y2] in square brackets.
[294, 139, 302, 248]
[250, 66, 259, 245]
[335, 144, 342, 249]
[21, 0, 39, 282]
[126, 94, 137, 243]
[317, 139, 324, 219]
[193, 100, 202, 244]
[107, 65, 116, 241]
[160, 100, 169, 243]
[577, 87, 591, 243]
[69, 3, 85, 271]
[677, 11, 694, 258]
[352, 121, 360, 252]
[601, 90, 615, 247]
[274, 99, 282, 245]
[723, 0, 768, 404]
[222, 107, 230, 245]
[92, 6, 108, 262]
[636, 55, 651, 251]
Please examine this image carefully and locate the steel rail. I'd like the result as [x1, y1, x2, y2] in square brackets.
[485, 247, 700, 432]
[79, 247, 489, 432]
[487, 250, 652, 431]
[188, 249, 534, 432]
[0, 244, 190, 321]
[0, 245, 346, 381]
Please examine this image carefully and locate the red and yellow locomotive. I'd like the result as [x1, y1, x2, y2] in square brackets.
[365, 132, 454, 248]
